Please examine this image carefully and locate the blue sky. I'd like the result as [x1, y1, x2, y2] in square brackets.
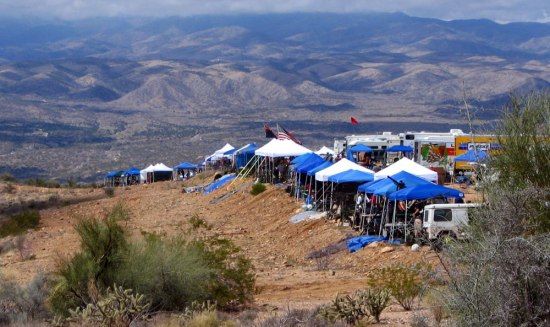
[1, 0, 549, 23]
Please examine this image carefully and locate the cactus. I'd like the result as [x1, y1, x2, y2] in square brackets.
[318, 291, 369, 324]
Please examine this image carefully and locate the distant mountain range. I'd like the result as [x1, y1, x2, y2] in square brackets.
[0, 13, 548, 181]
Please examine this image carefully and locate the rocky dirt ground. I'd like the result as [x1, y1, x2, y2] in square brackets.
[0, 175, 465, 325]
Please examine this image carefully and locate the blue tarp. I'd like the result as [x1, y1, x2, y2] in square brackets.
[347, 235, 387, 253]
[454, 150, 488, 162]
[124, 167, 141, 176]
[358, 171, 432, 195]
[291, 153, 322, 166]
[306, 161, 333, 176]
[346, 144, 373, 162]
[387, 145, 414, 153]
[174, 162, 198, 170]
[328, 169, 374, 184]
[235, 143, 258, 169]
[203, 174, 236, 194]
[388, 183, 464, 201]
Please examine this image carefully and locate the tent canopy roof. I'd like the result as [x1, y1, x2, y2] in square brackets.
[387, 145, 414, 153]
[359, 170, 433, 195]
[174, 162, 197, 170]
[328, 169, 374, 184]
[306, 161, 333, 176]
[316, 158, 374, 181]
[291, 152, 323, 166]
[350, 144, 373, 153]
[255, 139, 312, 157]
[454, 150, 489, 162]
[124, 167, 141, 176]
[388, 184, 464, 201]
[235, 143, 258, 155]
[374, 157, 438, 182]
[106, 170, 125, 178]
[215, 143, 234, 154]
[315, 146, 335, 156]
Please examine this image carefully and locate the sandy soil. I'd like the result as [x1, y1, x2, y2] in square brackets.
[0, 177, 449, 325]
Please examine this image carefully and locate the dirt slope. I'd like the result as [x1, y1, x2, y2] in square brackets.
[0, 178, 440, 325]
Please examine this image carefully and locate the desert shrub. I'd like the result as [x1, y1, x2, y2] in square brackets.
[371, 263, 428, 310]
[0, 273, 51, 324]
[0, 210, 40, 237]
[67, 284, 150, 326]
[410, 314, 430, 327]
[318, 292, 369, 324]
[0, 173, 16, 182]
[261, 307, 341, 327]
[361, 287, 391, 323]
[250, 183, 266, 195]
[189, 214, 212, 230]
[440, 92, 550, 326]
[49, 204, 128, 315]
[104, 186, 115, 197]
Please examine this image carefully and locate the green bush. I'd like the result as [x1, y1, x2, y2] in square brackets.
[372, 264, 428, 310]
[318, 292, 369, 324]
[250, 183, 266, 195]
[361, 287, 391, 323]
[49, 204, 128, 315]
[0, 210, 40, 237]
[104, 187, 115, 197]
[0, 173, 16, 182]
[50, 206, 255, 316]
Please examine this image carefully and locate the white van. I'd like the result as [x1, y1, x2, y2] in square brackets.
[422, 203, 481, 241]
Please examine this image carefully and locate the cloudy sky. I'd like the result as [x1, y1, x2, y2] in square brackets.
[1, 0, 549, 23]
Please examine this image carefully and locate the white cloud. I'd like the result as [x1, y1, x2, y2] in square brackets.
[0, 0, 548, 22]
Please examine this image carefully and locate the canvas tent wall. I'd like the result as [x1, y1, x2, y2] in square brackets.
[374, 157, 438, 183]
[140, 163, 173, 183]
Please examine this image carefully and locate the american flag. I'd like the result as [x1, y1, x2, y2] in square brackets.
[276, 124, 301, 144]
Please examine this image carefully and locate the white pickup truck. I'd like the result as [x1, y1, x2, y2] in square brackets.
[422, 203, 481, 243]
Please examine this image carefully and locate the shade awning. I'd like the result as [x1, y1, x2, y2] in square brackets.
[388, 184, 464, 201]
[359, 170, 433, 196]
[374, 157, 438, 182]
[387, 145, 414, 153]
[306, 161, 333, 176]
[350, 144, 373, 153]
[454, 150, 489, 162]
[255, 139, 312, 157]
[328, 169, 374, 184]
[316, 158, 374, 182]
[174, 162, 198, 170]
[315, 146, 336, 156]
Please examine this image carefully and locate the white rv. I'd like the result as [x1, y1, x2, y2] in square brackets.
[335, 132, 402, 163]
[403, 129, 466, 167]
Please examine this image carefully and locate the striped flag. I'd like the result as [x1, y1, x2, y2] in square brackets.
[277, 124, 301, 144]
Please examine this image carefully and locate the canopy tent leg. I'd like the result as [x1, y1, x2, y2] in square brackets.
[390, 200, 397, 242]
[330, 182, 334, 216]
[404, 200, 409, 244]
[353, 191, 359, 229]
[322, 182, 326, 212]
[379, 198, 387, 236]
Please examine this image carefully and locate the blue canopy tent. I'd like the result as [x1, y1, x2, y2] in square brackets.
[234, 143, 258, 169]
[328, 169, 374, 184]
[223, 148, 238, 156]
[388, 184, 464, 201]
[346, 144, 373, 163]
[359, 170, 433, 196]
[454, 150, 488, 162]
[306, 161, 332, 176]
[292, 156, 326, 199]
[387, 145, 414, 153]
[174, 162, 198, 170]
[105, 170, 125, 187]
[291, 152, 323, 166]
[124, 167, 141, 176]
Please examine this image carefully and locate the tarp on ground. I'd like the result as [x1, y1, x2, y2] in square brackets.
[454, 150, 489, 162]
[255, 138, 312, 157]
[291, 152, 323, 166]
[315, 158, 374, 182]
[359, 170, 433, 196]
[203, 174, 236, 194]
[374, 157, 438, 183]
[327, 169, 374, 184]
[315, 146, 335, 156]
[347, 235, 387, 253]
[306, 161, 333, 176]
[174, 162, 198, 170]
[388, 183, 464, 201]
[387, 145, 414, 153]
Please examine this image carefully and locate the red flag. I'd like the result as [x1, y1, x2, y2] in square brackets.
[350, 117, 359, 125]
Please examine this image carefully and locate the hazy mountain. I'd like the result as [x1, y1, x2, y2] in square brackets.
[0, 13, 548, 180]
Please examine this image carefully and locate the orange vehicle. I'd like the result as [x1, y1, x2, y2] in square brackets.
[454, 135, 500, 170]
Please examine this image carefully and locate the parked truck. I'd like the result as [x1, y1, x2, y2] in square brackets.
[422, 203, 481, 247]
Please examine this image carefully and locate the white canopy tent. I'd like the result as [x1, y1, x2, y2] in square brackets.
[140, 163, 174, 183]
[315, 146, 336, 156]
[207, 143, 235, 161]
[374, 157, 438, 183]
[315, 158, 374, 182]
[152, 163, 173, 172]
[255, 139, 312, 157]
